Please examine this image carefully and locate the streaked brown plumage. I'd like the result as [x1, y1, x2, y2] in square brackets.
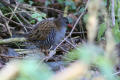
[27, 15, 69, 55]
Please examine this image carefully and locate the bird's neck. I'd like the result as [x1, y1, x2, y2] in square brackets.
[54, 19, 66, 30]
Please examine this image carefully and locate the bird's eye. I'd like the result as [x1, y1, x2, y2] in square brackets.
[63, 17, 69, 24]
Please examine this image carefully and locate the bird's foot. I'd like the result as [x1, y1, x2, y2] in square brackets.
[42, 50, 56, 62]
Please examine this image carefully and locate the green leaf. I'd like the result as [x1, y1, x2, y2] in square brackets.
[45, 0, 51, 6]
[17, 0, 24, 3]
[65, 0, 76, 10]
[30, 20, 36, 24]
[31, 12, 46, 21]
[83, 14, 89, 23]
[112, 21, 120, 43]
[64, 43, 117, 80]
[97, 23, 107, 41]
[29, 1, 34, 5]
[58, 0, 64, 3]
[17, 59, 53, 80]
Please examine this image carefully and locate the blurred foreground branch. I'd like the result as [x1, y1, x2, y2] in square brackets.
[0, 61, 19, 80]
[52, 61, 88, 80]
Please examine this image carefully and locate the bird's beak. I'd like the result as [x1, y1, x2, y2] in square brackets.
[67, 24, 72, 28]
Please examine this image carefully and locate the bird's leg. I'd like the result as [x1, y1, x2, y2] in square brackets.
[44, 50, 49, 56]
[43, 50, 56, 62]
[41, 49, 49, 56]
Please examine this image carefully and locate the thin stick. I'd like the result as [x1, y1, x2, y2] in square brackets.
[65, 40, 76, 48]
[0, 10, 13, 36]
[0, 15, 28, 28]
[66, 32, 87, 34]
[6, 3, 19, 36]
[111, 0, 115, 26]
[9, 6, 28, 32]
[112, 71, 120, 75]
[0, 37, 26, 44]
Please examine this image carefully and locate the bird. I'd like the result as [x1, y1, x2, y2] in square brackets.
[27, 15, 71, 55]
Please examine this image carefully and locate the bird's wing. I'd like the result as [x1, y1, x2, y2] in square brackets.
[28, 20, 56, 41]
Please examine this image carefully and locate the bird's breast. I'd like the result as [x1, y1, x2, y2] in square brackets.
[55, 27, 67, 44]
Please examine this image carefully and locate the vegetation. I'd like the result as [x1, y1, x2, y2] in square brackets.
[0, 0, 120, 80]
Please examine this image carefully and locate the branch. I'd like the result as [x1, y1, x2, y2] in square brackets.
[111, 0, 115, 26]
[0, 37, 27, 44]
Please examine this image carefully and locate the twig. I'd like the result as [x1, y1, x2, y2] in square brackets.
[9, 7, 28, 32]
[112, 71, 120, 75]
[0, 10, 12, 37]
[65, 40, 76, 48]
[0, 23, 6, 28]
[0, 15, 28, 28]
[111, 0, 115, 26]
[59, 46, 69, 53]
[5, 22, 12, 37]
[14, 49, 42, 54]
[66, 32, 87, 34]
[0, 0, 33, 30]
[5, 3, 19, 37]
[0, 37, 26, 44]
[8, 4, 19, 24]
[0, 54, 23, 59]
[14, 49, 29, 52]
[18, 13, 32, 27]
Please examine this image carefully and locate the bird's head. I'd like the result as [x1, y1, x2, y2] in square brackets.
[54, 15, 72, 28]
